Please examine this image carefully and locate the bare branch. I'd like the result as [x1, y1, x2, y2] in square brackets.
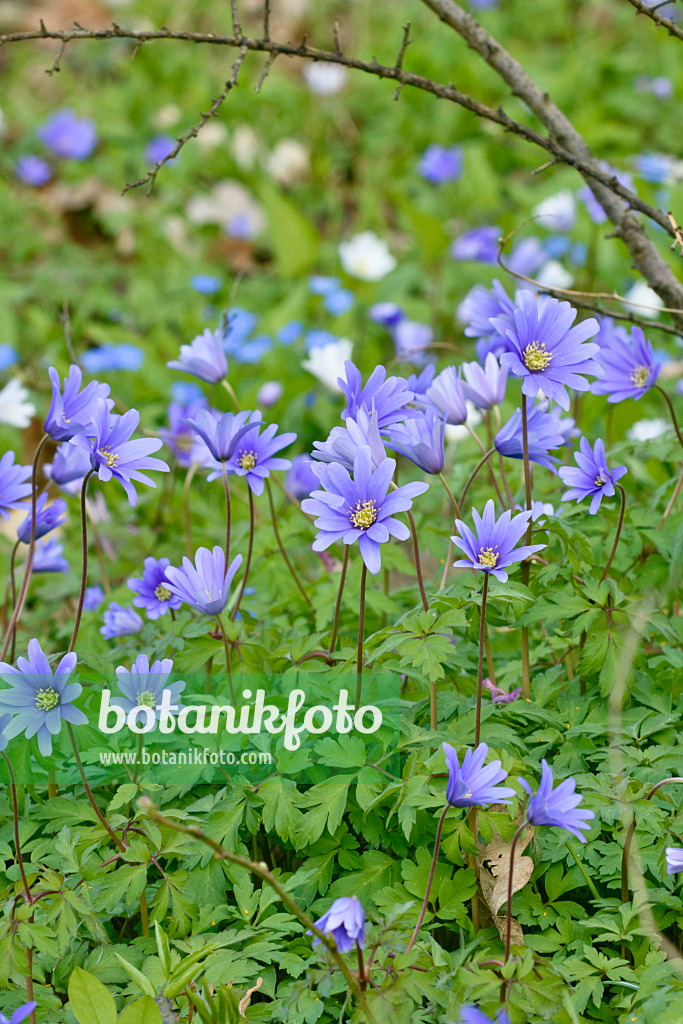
[46, 37, 68, 74]
[625, 0, 683, 41]
[669, 212, 683, 256]
[255, 51, 277, 93]
[420, 0, 683, 321]
[123, 44, 248, 194]
[229, 0, 243, 41]
[333, 21, 342, 56]
[262, 0, 270, 42]
[393, 23, 411, 99]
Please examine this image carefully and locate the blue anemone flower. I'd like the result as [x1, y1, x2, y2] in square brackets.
[519, 759, 594, 842]
[495, 399, 574, 472]
[17, 493, 67, 544]
[0, 452, 32, 520]
[100, 603, 144, 639]
[558, 437, 627, 514]
[45, 364, 112, 442]
[167, 328, 228, 384]
[385, 406, 446, 474]
[310, 896, 365, 953]
[112, 655, 185, 726]
[128, 557, 183, 620]
[339, 361, 419, 431]
[592, 326, 662, 402]
[452, 499, 546, 582]
[442, 742, 515, 808]
[164, 547, 243, 616]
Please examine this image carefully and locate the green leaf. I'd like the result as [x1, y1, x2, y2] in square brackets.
[258, 183, 319, 277]
[68, 967, 118, 1024]
[114, 954, 157, 997]
[118, 997, 163, 1024]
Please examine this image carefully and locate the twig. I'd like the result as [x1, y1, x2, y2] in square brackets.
[263, 0, 271, 42]
[46, 37, 68, 74]
[229, 0, 243, 41]
[255, 51, 277, 93]
[626, 0, 683, 42]
[393, 23, 411, 99]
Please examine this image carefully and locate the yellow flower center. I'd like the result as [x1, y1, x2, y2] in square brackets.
[99, 446, 119, 468]
[136, 690, 157, 708]
[594, 475, 604, 487]
[630, 365, 649, 388]
[35, 687, 59, 711]
[478, 546, 499, 568]
[350, 500, 378, 529]
[238, 450, 257, 470]
[154, 584, 172, 602]
[523, 340, 553, 372]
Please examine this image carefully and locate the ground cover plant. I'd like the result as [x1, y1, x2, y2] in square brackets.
[1, 0, 683, 1021]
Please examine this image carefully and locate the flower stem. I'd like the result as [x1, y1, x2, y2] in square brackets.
[183, 463, 198, 558]
[520, 397, 532, 700]
[466, 424, 507, 508]
[265, 480, 311, 607]
[216, 614, 236, 703]
[475, 573, 489, 747]
[329, 546, 349, 654]
[407, 508, 429, 613]
[356, 940, 367, 991]
[69, 469, 94, 654]
[660, 464, 683, 527]
[67, 724, 125, 851]
[504, 821, 527, 963]
[458, 447, 496, 513]
[221, 378, 240, 411]
[600, 484, 627, 583]
[2, 750, 30, 901]
[231, 488, 254, 620]
[355, 563, 368, 711]
[622, 777, 683, 902]
[438, 472, 461, 518]
[656, 384, 683, 450]
[0, 434, 49, 662]
[566, 841, 600, 900]
[440, 454, 495, 593]
[221, 460, 232, 570]
[406, 805, 449, 952]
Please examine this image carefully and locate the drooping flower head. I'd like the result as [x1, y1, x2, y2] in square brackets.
[0, 639, 86, 757]
[665, 848, 683, 875]
[385, 406, 446, 474]
[38, 108, 97, 160]
[591, 325, 662, 402]
[451, 225, 500, 264]
[405, 365, 437, 409]
[0, 452, 32, 521]
[339, 361, 418, 431]
[164, 548, 243, 616]
[71, 400, 169, 506]
[302, 445, 428, 575]
[285, 455, 320, 500]
[100, 603, 144, 640]
[519, 759, 594, 842]
[495, 399, 575, 472]
[493, 291, 602, 411]
[17, 494, 67, 544]
[45, 364, 112, 442]
[483, 678, 522, 704]
[461, 354, 508, 410]
[159, 396, 211, 468]
[457, 280, 515, 360]
[43, 442, 92, 494]
[558, 437, 627, 514]
[442, 742, 515, 808]
[167, 327, 228, 384]
[312, 408, 386, 473]
[451, 500, 546, 583]
[310, 896, 365, 953]
[426, 366, 468, 426]
[219, 421, 297, 496]
[128, 557, 183, 620]
[32, 540, 69, 574]
[0, 1001, 38, 1024]
[112, 655, 185, 725]
[183, 408, 260, 464]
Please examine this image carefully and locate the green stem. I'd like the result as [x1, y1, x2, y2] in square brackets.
[183, 462, 198, 558]
[2, 750, 30, 900]
[406, 805, 449, 951]
[231, 488, 254, 620]
[265, 480, 311, 606]
[221, 460, 232, 569]
[657, 384, 683, 450]
[216, 614, 236, 703]
[567, 841, 600, 900]
[329, 546, 349, 654]
[67, 724, 125, 851]
[69, 470, 95, 654]
[221, 378, 240, 411]
[475, 573, 489, 747]
[356, 563, 368, 710]
[600, 484, 626, 583]
[520, 397, 532, 700]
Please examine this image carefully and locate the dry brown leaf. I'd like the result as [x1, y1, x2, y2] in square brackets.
[239, 976, 263, 1016]
[477, 827, 534, 916]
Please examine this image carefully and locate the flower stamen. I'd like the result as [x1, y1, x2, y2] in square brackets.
[35, 687, 60, 711]
[136, 690, 157, 708]
[350, 499, 378, 529]
[99, 446, 119, 468]
[630, 365, 650, 388]
[154, 584, 172, 602]
[238, 450, 257, 471]
[478, 546, 499, 568]
[523, 340, 553, 372]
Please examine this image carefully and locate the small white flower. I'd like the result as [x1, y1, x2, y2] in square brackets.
[622, 281, 664, 319]
[265, 139, 310, 185]
[627, 418, 669, 442]
[302, 339, 353, 393]
[186, 180, 266, 236]
[154, 105, 181, 129]
[0, 380, 35, 428]
[533, 190, 576, 231]
[196, 122, 228, 151]
[535, 260, 574, 290]
[231, 125, 262, 170]
[304, 63, 348, 96]
[338, 231, 396, 281]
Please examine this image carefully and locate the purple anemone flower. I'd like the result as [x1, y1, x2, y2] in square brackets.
[459, 1008, 511, 1024]
[483, 678, 522, 704]
[339, 361, 419, 431]
[38, 109, 97, 160]
[45, 364, 112, 442]
[71, 400, 169, 507]
[461, 354, 508, 409]
[215, 421, 297, 496]
[558, 437, 627, 514]
[442, 742, 515, 808]
[32, 540, 69, 574]
[426, 366, 468, 425]
[369, 302, 404, 328]
[17, 493, 67, 544]
[392, 320, 433, 364]
[418, 144, 463, 185]
[0, 452, 32, 520]
[495, 399, 574, 472]
[458, 280, 515, 354]
[83, 585, 105, 611]
[111, 655, 185, 725]
[167, 328, 228, 384]
[15, 155, 52, 187]
[286, 455, 320, 500]
[405, 365, 437, 408]
[145, 135, 176, 164]
[591, 326, 662, 402]
[302, 445, 428, 575]
[128, 556, 183, 620]
[164, 547, 242, 616]
[0, 1002, 38, 1024]
[183, 408, 259, 464]
[492, 291, 602, 411]
[451, 225, 500, 263]
[311, 896, 365, 953]
[666, 848, 683, 875]
[385, 406, 446, 474]
[159, 397, 211, 469]
[100, 603, 144, 640]
[312, 408, 386, 473]
[0, 639, 86, 757]
[519, 759, 594, 842]
[43, 442, 91, 494]
[452, 499, 546, 582]
[80, 344, 144, 374]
